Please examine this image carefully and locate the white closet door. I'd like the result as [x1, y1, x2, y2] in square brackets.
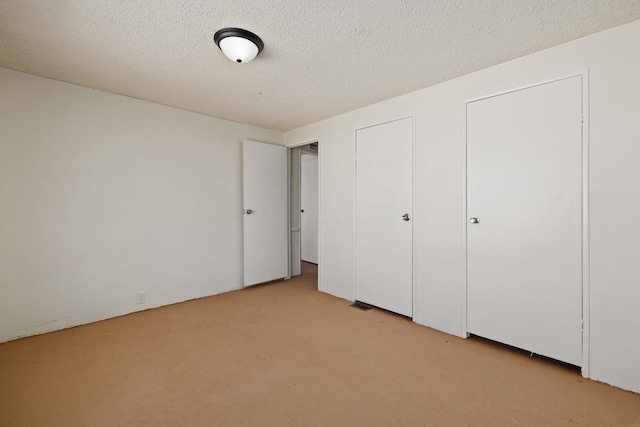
[301, 154, 319, 264]
[243, 140, 288, 287]
[355, 117, 413, 317]
[467, 76, 583, 365]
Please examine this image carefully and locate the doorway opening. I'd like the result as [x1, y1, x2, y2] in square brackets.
[288, 141, 319, 289]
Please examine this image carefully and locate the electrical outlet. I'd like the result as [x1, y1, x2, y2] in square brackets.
[136, 291, 146, 304]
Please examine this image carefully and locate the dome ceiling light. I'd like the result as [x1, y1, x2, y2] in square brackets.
[214, 28, 264, 64]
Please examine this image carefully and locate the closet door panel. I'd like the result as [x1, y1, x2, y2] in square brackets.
[467, 76, 583, 365]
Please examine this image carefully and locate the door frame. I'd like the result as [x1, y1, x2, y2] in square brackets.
[353, 115, 416, 319]
[286, 139, 321, 290]
[462, 71, 590, 377]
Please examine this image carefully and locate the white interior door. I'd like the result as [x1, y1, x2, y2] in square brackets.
[355, 117, 413, 317]
[301, 154, 319, 264]
[243, 140, 288, 287]
[466, 76, 583, 365]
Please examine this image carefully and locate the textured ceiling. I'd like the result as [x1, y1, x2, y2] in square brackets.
[1, 1, 640, 131]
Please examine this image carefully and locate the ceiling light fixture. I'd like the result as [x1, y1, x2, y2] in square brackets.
[214, 28, 264, 64]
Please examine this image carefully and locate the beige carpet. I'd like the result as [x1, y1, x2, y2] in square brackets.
[1, 262, 639, 426]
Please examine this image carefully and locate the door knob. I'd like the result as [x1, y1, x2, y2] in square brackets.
[402, 214, 410, 221]
[469, 217, 479, 224]
[244, 209, 253, 215]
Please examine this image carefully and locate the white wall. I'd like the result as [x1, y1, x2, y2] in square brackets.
[285, 20, 640, 393]
[0, 68, 283, 343]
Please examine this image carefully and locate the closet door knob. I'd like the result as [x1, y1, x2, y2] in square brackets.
[469, 217, 479, 224]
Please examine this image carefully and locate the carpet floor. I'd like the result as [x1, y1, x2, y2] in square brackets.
[1, 262, 639, 426]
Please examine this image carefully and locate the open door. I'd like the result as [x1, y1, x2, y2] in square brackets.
[301, 154, 319, 264]
[243, 140, 288, 286]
